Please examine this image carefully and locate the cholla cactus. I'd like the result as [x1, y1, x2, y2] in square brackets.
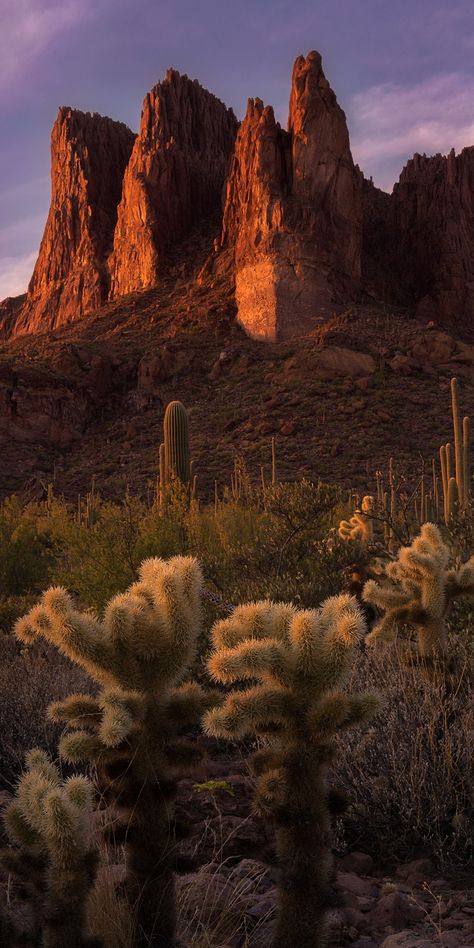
[339, 495, 374, 543]
[363, 522, 474, 660]
[15, 556, 215, 948]
[204, 596, 378, 948]
[1, 750, 98, 948]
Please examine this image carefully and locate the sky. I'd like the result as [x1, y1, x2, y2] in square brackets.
[1, 0, 474, 300]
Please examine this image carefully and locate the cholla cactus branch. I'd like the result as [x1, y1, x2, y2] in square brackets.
[15, 556, 211, 948]
[363, 522, 474, 659]
[1, 751, 98, 948]
[204, 595, 377, 948]
[339, 495, 374, 543]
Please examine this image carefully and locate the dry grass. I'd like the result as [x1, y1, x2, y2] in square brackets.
[0, 633, 93, 792]
[335, 638, 473, 867]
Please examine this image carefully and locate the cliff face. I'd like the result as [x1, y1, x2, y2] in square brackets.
[13, 109, 135, 336]
[389, 148, 474, 324]
[108, 70, 238, 297]
[221, 51, 362, 342]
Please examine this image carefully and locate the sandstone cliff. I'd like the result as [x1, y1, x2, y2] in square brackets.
[108, 70, 238, 297]
[389, 148, 474, 325]
[12, 108, 135, 337]
[221, 51, 362, 341]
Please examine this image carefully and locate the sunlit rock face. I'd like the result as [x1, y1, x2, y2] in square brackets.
[12, 108, 135, 337]
[389, 148, 474, 325]
[108, 69, 238, 297]
[221, 51, 362, 342]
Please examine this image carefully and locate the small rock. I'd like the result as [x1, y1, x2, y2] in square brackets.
[341, 851, 374, 875]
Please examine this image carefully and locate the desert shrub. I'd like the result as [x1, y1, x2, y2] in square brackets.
[0, 634, 92, 791]
[334, 640, 473, 867]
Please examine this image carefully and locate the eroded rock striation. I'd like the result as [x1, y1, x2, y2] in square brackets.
[108, 69, 238, 297]
[221, 51, 362, 341]
[13, 109, 135, 336]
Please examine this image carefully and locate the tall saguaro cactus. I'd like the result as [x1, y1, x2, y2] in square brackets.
[363, 522, 474, 661]
[15, 557, 215, 948]
[204, 595, 378, 948]
[1, 750, 99, 948]
[163, 400, 191, 485]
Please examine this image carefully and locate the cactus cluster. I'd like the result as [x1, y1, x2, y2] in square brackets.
[1, 750, 98, 948]
[339, 495, 374, 543]
[204, 595, 378, 948]
[439, 378, 471, 523]
[14, 556, 215, 948]
[363, 522, 474, 660]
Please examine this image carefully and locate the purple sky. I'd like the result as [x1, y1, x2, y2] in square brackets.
[2, 0, 474, 300]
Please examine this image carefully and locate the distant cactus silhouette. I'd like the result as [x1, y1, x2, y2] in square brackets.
[1, 750, 99, 948]
[363, 522, 474, 660]
[339, 495, 374, 543]
[204, 595, 378, 948]
[163, 400, 191, 485]
[15, 556, 216, 948]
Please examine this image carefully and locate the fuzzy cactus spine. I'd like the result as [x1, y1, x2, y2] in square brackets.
[204, 595, 378, 948]
[1, 751, 99, 948]
[15, 557, 217, 948]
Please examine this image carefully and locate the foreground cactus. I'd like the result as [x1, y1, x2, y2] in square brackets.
[204, 595, 378, 948]
[1, 750, 98, 948]
[15, 557, 214, 948]
[363, 522, 474, 660]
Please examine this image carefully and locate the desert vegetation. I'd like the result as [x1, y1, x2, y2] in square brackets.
[0, 385, 473, 948]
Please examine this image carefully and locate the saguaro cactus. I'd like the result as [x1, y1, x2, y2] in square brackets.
[163, 400, 191, 485]
[339, 495, 374, 543]
[204, 595, 378, 948]
[363, 522, 474, 660]
[1, 750, 99, 948]
[15, 556, 215, 948]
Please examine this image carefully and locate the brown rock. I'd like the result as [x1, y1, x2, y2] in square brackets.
[312, 347, 375, 379]
[109, 69, 237, 296]
[0, 295, 26, 337]
[341, 852, 375, 875]
[12, 108, 135, 336]
[221, 51, 362, 341]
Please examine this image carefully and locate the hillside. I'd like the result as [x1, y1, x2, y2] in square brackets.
[1, 216, 474, 503]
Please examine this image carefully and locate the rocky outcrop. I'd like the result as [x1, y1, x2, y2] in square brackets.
[221, 51, 362, 342]
[0, 295, 26, 337]
[10, 109, 135, 337]
[108, 70, 238, 297]
[389, 148, 474, 326]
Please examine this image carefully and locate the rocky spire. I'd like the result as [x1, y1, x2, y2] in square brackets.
[13, 108, 135, 336]
[108, 69, 238, 297]
[221, 51, 362, 342]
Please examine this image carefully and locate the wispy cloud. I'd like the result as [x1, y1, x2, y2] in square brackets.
[0, 0, 96, 95]
[349, 71, 474, 191]
[0, 251, 36, 300]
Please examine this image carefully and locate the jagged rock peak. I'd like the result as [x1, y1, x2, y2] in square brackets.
[10, 107, 135, 337]
[221, 50, 361, 342]
[389, 145, 474, 325]
[108, 69, 238, 298]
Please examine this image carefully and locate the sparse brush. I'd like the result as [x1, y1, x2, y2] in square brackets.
[363, 522, 474, 665]
[203, 595, 378, 948]
[0, 749, 99, 948]
[14, 556, 218, 948]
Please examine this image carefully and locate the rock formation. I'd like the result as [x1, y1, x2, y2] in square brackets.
[108, 70, 238, 297]
[221, 51, 362, 341]
[389, 148, 474, 325]
[12, 109, 135, 336]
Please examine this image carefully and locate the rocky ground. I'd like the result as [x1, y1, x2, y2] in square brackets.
[172, 750, 474, 948]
